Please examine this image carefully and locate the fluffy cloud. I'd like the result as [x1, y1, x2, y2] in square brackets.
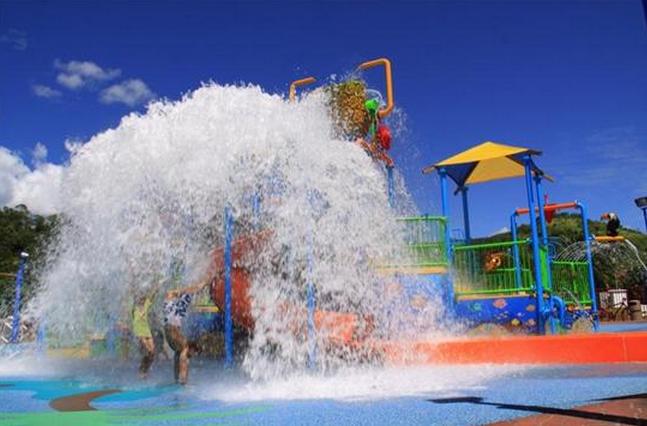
[99, 79, 155, 106]
[0, 145, 63, 215]
[32, 84, 62, 98]
[31, 143, 48, 167]
[0, 29, 27, 51]
[54, 59, 121, 90]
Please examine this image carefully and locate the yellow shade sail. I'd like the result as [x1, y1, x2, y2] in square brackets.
[422, 141, 549, 187]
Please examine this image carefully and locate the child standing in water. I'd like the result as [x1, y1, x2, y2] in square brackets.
[163, 278, 212, 385]
[132, 286, 159, 378]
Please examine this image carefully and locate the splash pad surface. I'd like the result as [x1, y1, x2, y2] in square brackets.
[1, 357, 646, 425]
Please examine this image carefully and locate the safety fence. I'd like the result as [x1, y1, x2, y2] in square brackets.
[452, 239, 535, 296]
[549, 260, 591, 305]
[395, 216, 448, 268]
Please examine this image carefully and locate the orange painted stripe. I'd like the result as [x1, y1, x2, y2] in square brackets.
[375, 332, 647, 365]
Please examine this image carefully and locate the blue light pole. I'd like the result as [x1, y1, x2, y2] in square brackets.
[635, 197, 647, 232]
[10, 252, 29, 343]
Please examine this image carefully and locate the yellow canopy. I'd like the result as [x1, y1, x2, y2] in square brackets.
[422, 141, 548, 187]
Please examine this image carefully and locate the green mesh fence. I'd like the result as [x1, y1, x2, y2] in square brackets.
[550, 261, 591, 305]
[389, 216, 448, 268]
[452, 240, 534, 296]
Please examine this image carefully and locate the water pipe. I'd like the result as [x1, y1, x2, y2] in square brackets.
[575, 201, 599, 330]
[10, 252, 28, 343]
[509, 212, 522, 289]
[522, 156, 545, 334]
[223, 206, 234, 366]
[289, 77, 317, 102]
[515, 202, 578, 216]
[357, 58, 394, 118]
[551, 295, 567, 328]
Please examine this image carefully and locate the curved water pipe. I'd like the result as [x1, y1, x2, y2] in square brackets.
[289, 77, 317, 102]
[357, 58, 394, 118]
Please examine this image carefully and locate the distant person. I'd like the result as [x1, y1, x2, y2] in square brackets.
[163, 277, 212, 385]
[601, 212, 621, 237]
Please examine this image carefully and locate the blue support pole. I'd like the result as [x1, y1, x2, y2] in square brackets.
[306, 228, 316, 369]
[577, 202, 599, 330]
[438, 168, 455, 309]
[37, 318, 46, 355]
[10, 252, 28, 343]
[252, 192, 261, 230]
[387, 166, 395, 208]
[510, 212, 523, 289]
[535, 181, 556, 332]
[460, 186, 471, 243]
[642, 208, 647, 233]
[223, 206, 234, 367]
[534, 175, 555, 334]
[522, 157, 545, 334]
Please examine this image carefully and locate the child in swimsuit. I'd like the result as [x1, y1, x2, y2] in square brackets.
[163, 279, 211, 385]
[133, 288, 158, 378]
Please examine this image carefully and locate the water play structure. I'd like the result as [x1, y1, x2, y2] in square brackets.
[2, 58, 647, 374]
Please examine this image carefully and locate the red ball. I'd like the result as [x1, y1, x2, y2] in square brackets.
[377, 124, 392, 150]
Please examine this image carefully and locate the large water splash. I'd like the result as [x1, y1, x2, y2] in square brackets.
[29, 83, 437, 379]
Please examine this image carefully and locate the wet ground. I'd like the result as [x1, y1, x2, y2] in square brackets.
[0, 359, 645, 425]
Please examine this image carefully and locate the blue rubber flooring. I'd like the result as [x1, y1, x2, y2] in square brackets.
[0, 357, 646, 425]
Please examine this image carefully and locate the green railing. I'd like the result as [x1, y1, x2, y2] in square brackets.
[395, 216, 448, 268]
[550, 261, 591, 305]
[453, 239, 534, 296]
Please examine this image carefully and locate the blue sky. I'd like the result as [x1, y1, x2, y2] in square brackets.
[1, 0, 646, 235]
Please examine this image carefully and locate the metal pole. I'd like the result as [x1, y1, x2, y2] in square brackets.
[10, 252, 28, 343]
[460, 186, 471, 243]
[306, 227, 316, 369]
[37, 318, 46, 355]
[224, 206, 234, 367]
[387, 166, 395, 208]
[534, 177, 549, 246]
[577, 202, 599, 330]
[438, 168, 455, 309]
[522, 157, 545, 334]
[643, 208, 647, 233]
[252, 192, 261, 230]
[510, 212, 522, 289]
[534, 176, 555, 334]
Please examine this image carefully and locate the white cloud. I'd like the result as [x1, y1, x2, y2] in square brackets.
[99, 79, 155, 107]
[0, 145, 63, 215]
[0, 29, 27, 51]
[488, 226, 510, 237]
[31, 143, 48, 167]
[64, 137, 85, 154]
[32, 84, 62, 98]
[54, 59, 121, 90]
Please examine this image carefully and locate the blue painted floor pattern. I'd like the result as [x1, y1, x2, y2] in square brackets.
[1, 361, 646, 425]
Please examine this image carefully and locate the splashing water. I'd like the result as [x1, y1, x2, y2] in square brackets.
[27, 83, 446, 380]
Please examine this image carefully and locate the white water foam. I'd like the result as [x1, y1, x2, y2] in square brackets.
[27, 82, 456, 381]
